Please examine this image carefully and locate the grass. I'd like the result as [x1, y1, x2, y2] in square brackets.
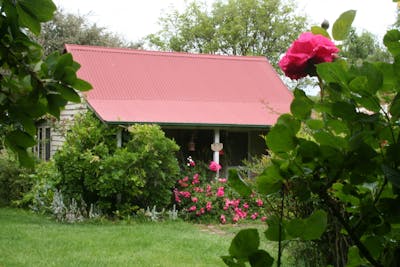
[0, 208, 234, 267]
[0, 208, 300, 267]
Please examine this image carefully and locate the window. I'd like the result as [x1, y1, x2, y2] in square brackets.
[34, 126, 51, 161]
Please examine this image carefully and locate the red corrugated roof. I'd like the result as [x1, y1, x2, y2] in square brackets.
[65, 44, 292, 127]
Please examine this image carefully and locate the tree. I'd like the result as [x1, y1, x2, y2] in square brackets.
[146, 0, 307, 68]
[36, 10, 142, 55]
[341, 28, 392, 64]
[0, 0, 92, 166]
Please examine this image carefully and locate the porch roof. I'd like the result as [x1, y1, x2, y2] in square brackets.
[65, 44, 292, 127]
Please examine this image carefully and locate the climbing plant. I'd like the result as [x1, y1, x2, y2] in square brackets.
[224, 4, 400, 267]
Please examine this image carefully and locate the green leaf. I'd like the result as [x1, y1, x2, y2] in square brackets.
[316, 61, 350, 86]
[314, 130, 346, 149]
[47, 94, 68, 119]
[54, 85, 81, 103]
[290, 89, 314, 120]
[248, 250, 274, 267]
[382, 164, 400, 188]
[5, 130, 36, 149]
[276, 114, 301, 135]
[306, 119, 324, 130]
[362, 235, 384, 259]
[229, 229, 260, 259]
[15, 148, 35, 168]
[264, 215, 287, 241]
[54, 53, 74, 80]
[346, 246, 365, 267]
[256, 165, 283, 195]
[332, 10, 356, 41]
[73, 79, 92, 91]
[389, 93, 400, 120]
[228, 169, 252, 197]
[266, 124, 297, 154]
[384, 30, 400, 57]
[311, 26, 330, 39]
[298, 139, 319, 162]
[286, 210, 327, 240]
[16, 4, 40, 35]
[331, 101, 356, 121]
[18, 0, 56, 22]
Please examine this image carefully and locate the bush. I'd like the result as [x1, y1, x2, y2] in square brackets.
[174, 158, 269, 224]
[0, 150, 32, 206]
[126, 124, 180, 208]
[19, 160, 60, 213]
[54, 112, 180, 215]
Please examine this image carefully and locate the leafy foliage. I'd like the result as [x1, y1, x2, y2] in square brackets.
[53, 112, 180, 214]
[226, 6, 400, 267]
[0, 0, 93, 166]
[0, 150, 32, 206]
[146, 0, 307, 67]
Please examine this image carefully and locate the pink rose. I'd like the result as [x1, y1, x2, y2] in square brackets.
[216, 187, 225, 197]
[209, 161, 222, 172]
[232, 215, 240, 223]
[218, 178, 227, 183]
[220, 214, 226, 224]
[206, 201, 212, 211]
[188, 206, 197, 212]
[256, 199, 263, 207]
[261, 216, 267, 222]
[251, 212, 259, 220]
[179, 191, 191, 198]
[243, 203, 249, 209]
[191, 197, 198, 203]
[279, 32, 339, 80]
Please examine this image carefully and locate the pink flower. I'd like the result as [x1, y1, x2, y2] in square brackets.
[191, 197, 198, 203]
[192, 173, 200, 185]
[232, 215, 240, 223]
[188, 206, 197, 212]
[279, 32, 339, 80]
[261, 216, 267, 222]
[179, 191, 191, 198]
[220, 214, 226, 224]
[206, 201, 212, 211]
[256, 199, 263, 207]
[216, 187, 225, 197]
[193, 187, 203, 193]
[182, 176, 189, 182]
[173, 188, 181, 203]
[209, 161, 222, 172]
[200, 207, 205, 214]
[251, 212, 259, 220]
[218, 178, 227, 183]
[243, 203, 249, 209]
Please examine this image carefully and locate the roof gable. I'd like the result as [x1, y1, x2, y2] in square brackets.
[65, 44, 292, 127]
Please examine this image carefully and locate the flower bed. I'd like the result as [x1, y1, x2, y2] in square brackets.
[174, 160, 268, 224]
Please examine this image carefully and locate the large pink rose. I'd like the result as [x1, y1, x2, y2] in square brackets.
[279, 32, 339, 80]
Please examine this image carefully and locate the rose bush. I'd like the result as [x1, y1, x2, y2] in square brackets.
[174, 159, 269, 224]
[278, 32, 339, 79]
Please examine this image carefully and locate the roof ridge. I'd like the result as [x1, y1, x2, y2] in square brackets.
[64, 44, 267, 62]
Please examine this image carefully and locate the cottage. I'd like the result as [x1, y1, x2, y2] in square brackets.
[35, 44, 292, 172]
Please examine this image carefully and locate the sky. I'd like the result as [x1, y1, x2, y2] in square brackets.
[53, 0, 398, 43]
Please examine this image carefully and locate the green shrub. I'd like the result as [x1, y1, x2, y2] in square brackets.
[126, 124, 180, 208]
[19, 161, 60, 212]
[54, 112, 180, 215]
[0, 150, 32, 206]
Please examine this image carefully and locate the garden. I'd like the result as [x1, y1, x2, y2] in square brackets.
[1, 0, 400, 266]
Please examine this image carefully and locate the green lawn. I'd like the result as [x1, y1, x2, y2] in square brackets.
[0, 208, 234, 267]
